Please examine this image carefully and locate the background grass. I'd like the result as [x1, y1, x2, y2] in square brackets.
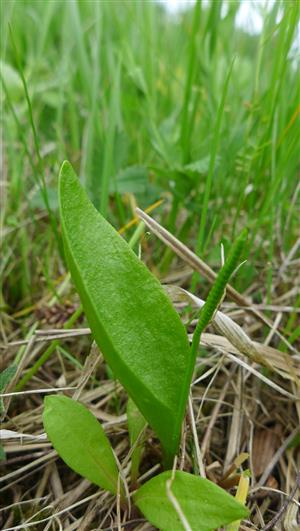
[1, 0, 299, 312]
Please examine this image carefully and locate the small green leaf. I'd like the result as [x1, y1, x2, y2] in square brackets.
[127, 398, 147, 482]
[0, 365, 17, 391]
[59, 161, 191, 464]
[183, 156, 212, 176]
[110, 166, 149, 195]
[0, 365, 17, 414]
[127, 398, 147, 447]
[0, 444, 6, 461]
[134, 471, 249, 531]
[43, 395, 119, 494]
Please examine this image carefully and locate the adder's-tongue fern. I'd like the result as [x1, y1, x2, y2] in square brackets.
[191, 228, 248, 358]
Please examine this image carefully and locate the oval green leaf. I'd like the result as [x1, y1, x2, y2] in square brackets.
[59, 161, 191, 463]
[43, 395, 119, 494]
[134, 470, 249, 531]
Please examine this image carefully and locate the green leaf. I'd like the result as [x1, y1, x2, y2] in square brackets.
[0, 365, 17, 414]
[134, 471, 249, 531]
[183, 156, 212, 177]
[127, 398, 147, 482]
[43, 395, 119, 494]
[0, 444, 5, 461]
[59, 161, 191, 464]
[110, 166, 149, 195]
[127, 398, 147, 447]
[0, 365, 17, 391]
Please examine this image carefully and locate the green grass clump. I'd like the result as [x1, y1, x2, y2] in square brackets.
[1, 0, 299, 310]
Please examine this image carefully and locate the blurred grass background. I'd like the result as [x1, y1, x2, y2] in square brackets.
[1, 0, 299, 311]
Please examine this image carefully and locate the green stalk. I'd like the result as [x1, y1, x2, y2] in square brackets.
[8, 27, 63, 257]
[128, 222, 145, 250]
[180, 0, 201, 164]
[171, 229, 247, 470]
[191, 229, 247, 359]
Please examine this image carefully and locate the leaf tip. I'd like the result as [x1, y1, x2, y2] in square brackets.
[44, 394, 67, 413]
[60, 159, 72, 173]
[59, 160, 76, 187]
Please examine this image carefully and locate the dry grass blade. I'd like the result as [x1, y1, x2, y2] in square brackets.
[72, 342, 102, 401]
[2, 492, 102, 531]
[166, 285, 300, 383]
[187, 395, 206, 477]
[3, 328, 91, 348]
[135, 208, 256, 310]
[223, 353, 296, 400]
[254, 428, 300, 489]
[1, 335, 36, 417]
[0, 450, 57, 484]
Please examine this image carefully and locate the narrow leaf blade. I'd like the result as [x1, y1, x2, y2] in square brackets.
[58, 161, 191, 462]
[127, 398, 147, 447]
[43, 395, 119, 494]
[0, 365, 17, 391]
[134, 471, 249, 531]
[0, 365, 17, 414]
[127, 398, 147, 482]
